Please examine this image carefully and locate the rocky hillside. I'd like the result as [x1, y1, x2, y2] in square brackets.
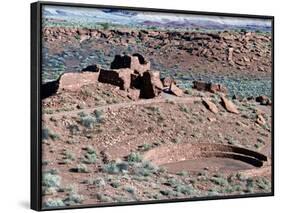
[43, 27, 272, 74]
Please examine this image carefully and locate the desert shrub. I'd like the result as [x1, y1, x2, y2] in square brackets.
[82, 147, 97, 164]
[133, 160, 159, 176]
[85, 145, 96, 154]
[79, 111, 104, 128]
[174, 184, 194, 195]
[96, 194, 111, 202]
[62, 150, 76, 161]
[71, 164, 89, 173]
[67, 124, 80, 135]
[42, 172, 61, 188]
[85, 177, 106, 187]
[139, 143, 152, 151]
[256, 177, 271, 190]
[103, 162, 128, 174]
[124, 186, 135, 194]
[64, 193, 84, 206]
[42, 128, 59, 140]
[176, 171, 188, 176]
[146, 106, 160, 114]
[160, 189, 173, 196]
[210, 176, 228, 186]
[110, 181, 121, 188]
[80, 115, 96, 129]
[42, 187, 57, 195]
[127, 152, 142, 163]
[43, 198, 65, 208]
[94, 109, 104, 121]
[179, 104, 189, 113]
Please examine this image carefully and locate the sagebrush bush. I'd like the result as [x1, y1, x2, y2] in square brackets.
[64, 192, 84, 206]
[127, 152, 142, 163]
[43, 198, 65, 208]
[42, 172, 61, 188]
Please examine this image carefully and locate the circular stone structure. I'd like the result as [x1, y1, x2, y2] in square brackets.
[143, 143, 269, 174]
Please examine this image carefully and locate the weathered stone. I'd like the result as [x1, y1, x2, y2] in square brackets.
[110, 53, 150, 75]
[169, 83, 183, 97]
[228, 47, 234, 62]
[202, 98, 219, 114]
[193, 81, 227, 94]
[209, 83, 228, 94]
[127, 88, 140, 101]
[98, 68, 133, 90]
[161, 76, 175, 88]
[82, 64, 100, 72]
[140, 70, 163, 99]
[256, 114, 266, 125]
[58, 72, 99, 92]
[193, 81, 211, 91]
[256, 95, 271, 105]
[220, 96, 239, 114]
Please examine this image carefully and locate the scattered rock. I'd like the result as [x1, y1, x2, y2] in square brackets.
[82, 64, 100, 72]
[256, 114, 266, 125]
[169, 83, 183, 97]
[220, 96, 239, 114]
[193, 81, 227, 94]
[202, 98, 219, 114]
[228, 47, 234, 62]
[207, 117, 216, 122]
[209, 83, 228, 94]
[161, 76, 175, 88]
[256, 95, 272, 106]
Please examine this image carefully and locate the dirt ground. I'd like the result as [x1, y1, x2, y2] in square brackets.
[41, 27, 272, 209]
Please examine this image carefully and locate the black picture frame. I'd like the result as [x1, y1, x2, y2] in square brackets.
[31, 1, 274, 211]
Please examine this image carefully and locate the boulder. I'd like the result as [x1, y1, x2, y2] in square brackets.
[193, 81, 227, 94]
[209, 83, 228, 94]
[169, 83, 183, 97]
[202, 98, 219, 114]
[256, 95, 271, 106]
[220, 96, 239, 114]
[140, 71, 163, 98]
[193, 81, 211, 91]
[256, 114, 266, 125]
